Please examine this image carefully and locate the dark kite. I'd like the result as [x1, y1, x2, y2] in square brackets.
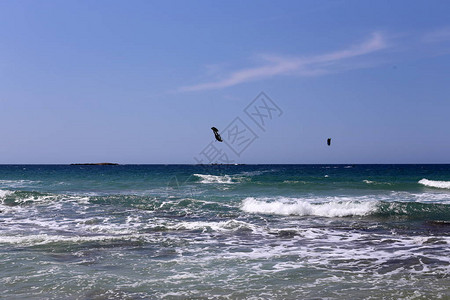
[211, 127, 223, 142]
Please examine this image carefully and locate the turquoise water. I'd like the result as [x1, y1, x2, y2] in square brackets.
[1, 165, 449, 299]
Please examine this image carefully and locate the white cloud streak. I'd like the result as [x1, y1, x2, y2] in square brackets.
[422, 27, 450, 43]
[180, 32, 387, 92]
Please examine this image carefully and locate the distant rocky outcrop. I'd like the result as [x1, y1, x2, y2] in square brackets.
[70, 163, 119, 165]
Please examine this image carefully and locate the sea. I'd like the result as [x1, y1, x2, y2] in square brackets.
[0, 164, 449, 299]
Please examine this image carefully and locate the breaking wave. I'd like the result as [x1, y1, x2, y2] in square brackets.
[374, 201, 450, 219]
[0, 179, 39, 188]
[0, 190, 60, 206]
[170, 220, 257, 233]
[0, 233, 142, 246]
[241, 197, 375, 217]
[0, 189, 14, 198]
[241, 197, 450, 219]
[419, 179, 450, 189]
[194, 174, 235, 184]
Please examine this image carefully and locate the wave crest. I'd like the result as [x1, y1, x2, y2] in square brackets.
[241, 197, 376, 217]
[0, 189, 14, 198]
[0, 190, 63, 206]
[194, 174, 235, 184]
[0, 180, 38, 188]
[172, 220, 256, 232]
[419, 179, 450, 189]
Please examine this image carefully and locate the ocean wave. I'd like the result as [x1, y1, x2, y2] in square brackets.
[375, 201, 450, 219]
[0, 189, 14, 198]
[389, 191, 450, 203]
[363, 180, 392, 185]
[193, 174, 235, 184]
[419, 178, 450, 189]
[241, 197, 375, 217]
[282, 180, 306, 184]
[238, 171, 265, 176]
[241, 196, 450, 219]
[238, 169, 277, 177]
[0, 233, 143, 246]
[0, 179, 38, 188]
[171, 220, 257, 233]
[193, 170, 274, 184]
[0, 190, 60, 206]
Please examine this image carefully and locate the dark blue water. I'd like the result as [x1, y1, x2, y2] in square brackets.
[1, 165, 449, 299]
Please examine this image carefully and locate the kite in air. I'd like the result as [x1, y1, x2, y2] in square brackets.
[211, 127, 223, 142]
[327, 138, 331, 146]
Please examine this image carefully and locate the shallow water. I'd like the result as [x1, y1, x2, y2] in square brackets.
[1, 165, 449, 299]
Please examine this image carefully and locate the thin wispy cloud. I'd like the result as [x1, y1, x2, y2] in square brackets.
[180, 32, 387, 92]
[422, 27, 450, 43]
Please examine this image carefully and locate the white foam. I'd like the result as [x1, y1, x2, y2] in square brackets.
[389, 191, 450, 203]
[283, 180, 303, 184]
[6, 194, 56, 205]
[419, 178, 450, 189]
[171, 220, 257, 232]
[167, 272, 199, 280]
[0, 180, 38, 188]
[194, 174, 234, 184]
[363, 179, 393, 186]
[238, 169, 276, 176]
[0, 189, 13, 198]
[241, 197, 376, 217]
[0, 190, 15, 208]
[239, 171, 265, 176]
[0, 233, 142, 246]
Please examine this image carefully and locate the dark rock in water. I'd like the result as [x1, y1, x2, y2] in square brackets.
[277, 230, 297, 238]
[427, 220, 450, 226]
[268, 230, 297, 238]
[70, 163, 119, 165]
[210, 163, 246, 165]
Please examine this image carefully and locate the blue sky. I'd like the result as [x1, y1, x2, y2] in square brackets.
[0, 0, 449, 164]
